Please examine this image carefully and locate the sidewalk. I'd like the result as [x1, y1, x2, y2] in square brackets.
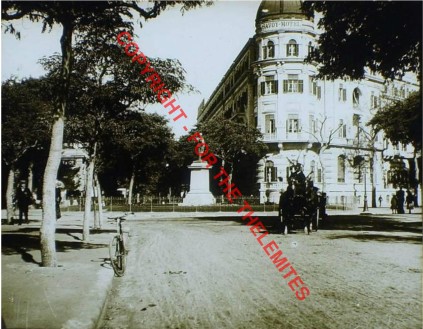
[1, 211, 116, 329]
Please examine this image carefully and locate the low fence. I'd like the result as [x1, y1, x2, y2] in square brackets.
[60, 195, 357, 213]
[62, 196, 280, 213]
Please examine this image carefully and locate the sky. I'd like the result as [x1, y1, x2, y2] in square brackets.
[1, 0, 261, 137]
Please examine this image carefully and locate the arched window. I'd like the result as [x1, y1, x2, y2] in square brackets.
[286, 39, 299, 57]
[337, 156, 346, 183]
[263, 40, 275, 59]
[353, 88, 361, 107]
[267, 40, 275, 58]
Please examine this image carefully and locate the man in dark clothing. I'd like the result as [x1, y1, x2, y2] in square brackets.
[14, 181, 33, 225]
[396, 188, 405, 214]
[406, 190, 414, 214]
[289, 163, 306, 196]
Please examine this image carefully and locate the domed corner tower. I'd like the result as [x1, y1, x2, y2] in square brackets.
[253, 1, 319, 204]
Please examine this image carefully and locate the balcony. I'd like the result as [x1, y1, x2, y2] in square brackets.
[263, 132, 278, 141]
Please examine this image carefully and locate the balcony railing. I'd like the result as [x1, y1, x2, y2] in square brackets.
[263, 132, 277, 141]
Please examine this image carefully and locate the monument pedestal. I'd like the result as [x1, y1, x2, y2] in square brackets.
[182, 161, 215, 206]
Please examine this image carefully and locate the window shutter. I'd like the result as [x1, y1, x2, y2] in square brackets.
[260, 82, 265, 95]
[317, 86, 321, 99]
[283, 80, 288, 93]
[343, 89, 347, 101]
[274, 80, 278, 93]
[272, 167, 277, 181]
[299, 80, 304, 93]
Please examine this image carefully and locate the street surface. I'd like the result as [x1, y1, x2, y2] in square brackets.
[98, 213, 421, 329]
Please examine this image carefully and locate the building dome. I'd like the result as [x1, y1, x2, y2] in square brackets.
[256, 0, 305, 22]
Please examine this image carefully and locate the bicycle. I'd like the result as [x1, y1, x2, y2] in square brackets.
[108, 213, 132, 276]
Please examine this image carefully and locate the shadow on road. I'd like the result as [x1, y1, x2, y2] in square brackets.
[1, 233, 108, 261]
[326, 232, 421, 244]
[320, 215, 421, 233]
[187, 215, 422, 244]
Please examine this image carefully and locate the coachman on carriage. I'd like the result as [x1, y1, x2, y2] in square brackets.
[278, 163, 326, 235]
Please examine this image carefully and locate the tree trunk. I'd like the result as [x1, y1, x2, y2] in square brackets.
[40, 117, 64, 267]
[83, 145, 96, 242]
[317, 149, 326, 192]
[6, 166, 16, 224]
[411, 153, 420, 207]
[40, 20, 73, 267]
[28, 161, 34, 192]
[128, 170, 135, 206]
[95, 174, 103, 228]
[228, 163, 233, 198]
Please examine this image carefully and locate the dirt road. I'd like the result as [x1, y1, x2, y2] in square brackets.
[98, 214, 421, 329]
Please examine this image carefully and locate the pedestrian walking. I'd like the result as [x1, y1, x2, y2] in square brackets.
[13, 181, 33, 225]
[396, 188, 405, 214]
[378, 195, 383, 207]
[390, 194, 398, 214]
[406, 190, 414, 214]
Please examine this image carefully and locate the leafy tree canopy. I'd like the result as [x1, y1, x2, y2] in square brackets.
[368, 91, 422, 150]
[302, 1, 422, 81]
[197, 118, 268, 167]
[98, 110, 174, 195]
[1, 78, 52, 166]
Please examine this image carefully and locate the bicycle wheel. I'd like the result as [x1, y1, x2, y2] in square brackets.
[109, 235, 126, 276]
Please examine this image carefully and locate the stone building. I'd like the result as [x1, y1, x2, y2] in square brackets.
[197, 0, 420, 207]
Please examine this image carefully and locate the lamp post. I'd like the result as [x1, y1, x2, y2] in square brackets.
[363, 165, 368, 212]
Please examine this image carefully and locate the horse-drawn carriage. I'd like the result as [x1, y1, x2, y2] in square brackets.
[278, 163, 326, 235]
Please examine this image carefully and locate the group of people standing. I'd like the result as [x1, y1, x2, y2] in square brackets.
[390, 188, 415, 214]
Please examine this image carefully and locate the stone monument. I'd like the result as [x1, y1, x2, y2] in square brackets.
[182, 155, 215, 206]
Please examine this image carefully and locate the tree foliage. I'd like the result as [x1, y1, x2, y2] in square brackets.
[302, 1, 422, 81]
[99, 111, 174, 196]
[2, 78, 52, 166]
[368, 91, 422, 150]
[198, 118, 268, 166]
[197, 118, 268, 195]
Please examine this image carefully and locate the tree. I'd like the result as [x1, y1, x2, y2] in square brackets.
[303, 116, 343, 193]
[368, 92, 421, 150]
[197, 117, 268, 196]
[368, 91, 422, 201]
[42, 30, 194, 241]
[101, 111, 174, 204]
[1, 78, 51, 223]
[2, 0, 212, 267]
[160, 134, 198, 198]
[302, 1, 422, 81]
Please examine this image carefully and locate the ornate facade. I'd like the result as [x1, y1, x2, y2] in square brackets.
[197, 0, 420, 207]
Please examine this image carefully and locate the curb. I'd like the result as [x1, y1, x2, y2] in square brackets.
[61, 268, 114, 329]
